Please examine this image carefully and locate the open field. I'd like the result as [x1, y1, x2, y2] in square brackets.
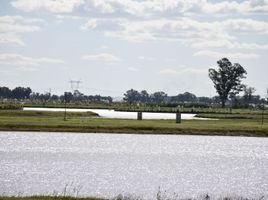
[0, 110, 267, 137]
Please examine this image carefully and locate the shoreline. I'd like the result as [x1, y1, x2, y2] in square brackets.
[0, 126, 267, 137]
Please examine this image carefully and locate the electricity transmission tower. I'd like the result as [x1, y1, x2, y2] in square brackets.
[69, 80, 82, 93]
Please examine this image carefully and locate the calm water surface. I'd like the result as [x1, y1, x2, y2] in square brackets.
[23, 107, 201, 120]
[0, 131, 267, 199]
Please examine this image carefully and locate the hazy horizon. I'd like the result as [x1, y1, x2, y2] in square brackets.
[1, 0, 268, 97]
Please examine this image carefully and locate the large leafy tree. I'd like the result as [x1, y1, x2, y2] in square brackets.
[0, 87, 11, 98]
[209, 58, 247, 108]
[123, 89, 141, 103]
[11, 87, 32, 99]
[150, 91, 167, 104]
[140, 90, 150, 103]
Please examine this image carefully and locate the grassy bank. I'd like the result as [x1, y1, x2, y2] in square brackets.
[0, 110, 267, 137]
[0, 103, 23, 110]
[0, 110, 99, 117]
[196, 113, 268, 120]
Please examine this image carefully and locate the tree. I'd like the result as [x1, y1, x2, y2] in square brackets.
[150, 91, 167, 104]
[123, 89, 140, 103]
[243, 86, 256, 107]
[140, 90, 150, 103]
[0, 87, 11, 98]
[178, 92, 197, 102]
[171, 92, 197, 103]
[11, 87, 32, 99]
[198, 96, 212, 104]
[209, 58, 247, 108]
[61, 92, 73, 102]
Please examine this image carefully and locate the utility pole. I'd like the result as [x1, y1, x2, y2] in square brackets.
[261, 101, 264, 125]
[64, 92, 67, 121]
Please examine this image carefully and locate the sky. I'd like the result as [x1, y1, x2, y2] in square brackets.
[0, 0, 268, 98]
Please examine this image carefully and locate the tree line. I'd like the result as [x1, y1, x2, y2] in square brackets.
[0, 86, 32, 99]
[0, 87, 112, 103]
[123, 89, 205, 104]
[0, 85, 266, 108]
[122, 88, 265, 108]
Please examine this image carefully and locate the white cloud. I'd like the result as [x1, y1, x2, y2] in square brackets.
[0, 53, 65, 66]
[0, 15, 42, 45]
[81, 53, 122, 63]
[82, 0, 268, 16]
[56, 15, 83, 23]
[0, 33, 25, 46]
[11, 1, 267, 50]
[222, 18, 268, 34]
[248, 0, 268, 12]
[87, 0, 115, 13]
[81, 19, 98, 30]
[10, 0, 268, 16]
[11, 0, 84, 13]
[80, 18, 124, 31]
[194, 50, 259, 59]
[99, 17, 268, 52]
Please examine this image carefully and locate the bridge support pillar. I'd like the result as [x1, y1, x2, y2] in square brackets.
[176, 112, 181, 123]
[137, 112, 142, 120]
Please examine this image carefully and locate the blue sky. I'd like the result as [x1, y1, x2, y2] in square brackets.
[0, 0, 268, 97]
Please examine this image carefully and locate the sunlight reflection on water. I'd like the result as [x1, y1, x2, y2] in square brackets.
[0, 132, 267, 199]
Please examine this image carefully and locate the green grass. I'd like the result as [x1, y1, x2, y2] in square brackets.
[0, 110, 267, 137]
[0, 103, 23, 110]
[196, 113, 268, 120]
[0, 110, 99, 117]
